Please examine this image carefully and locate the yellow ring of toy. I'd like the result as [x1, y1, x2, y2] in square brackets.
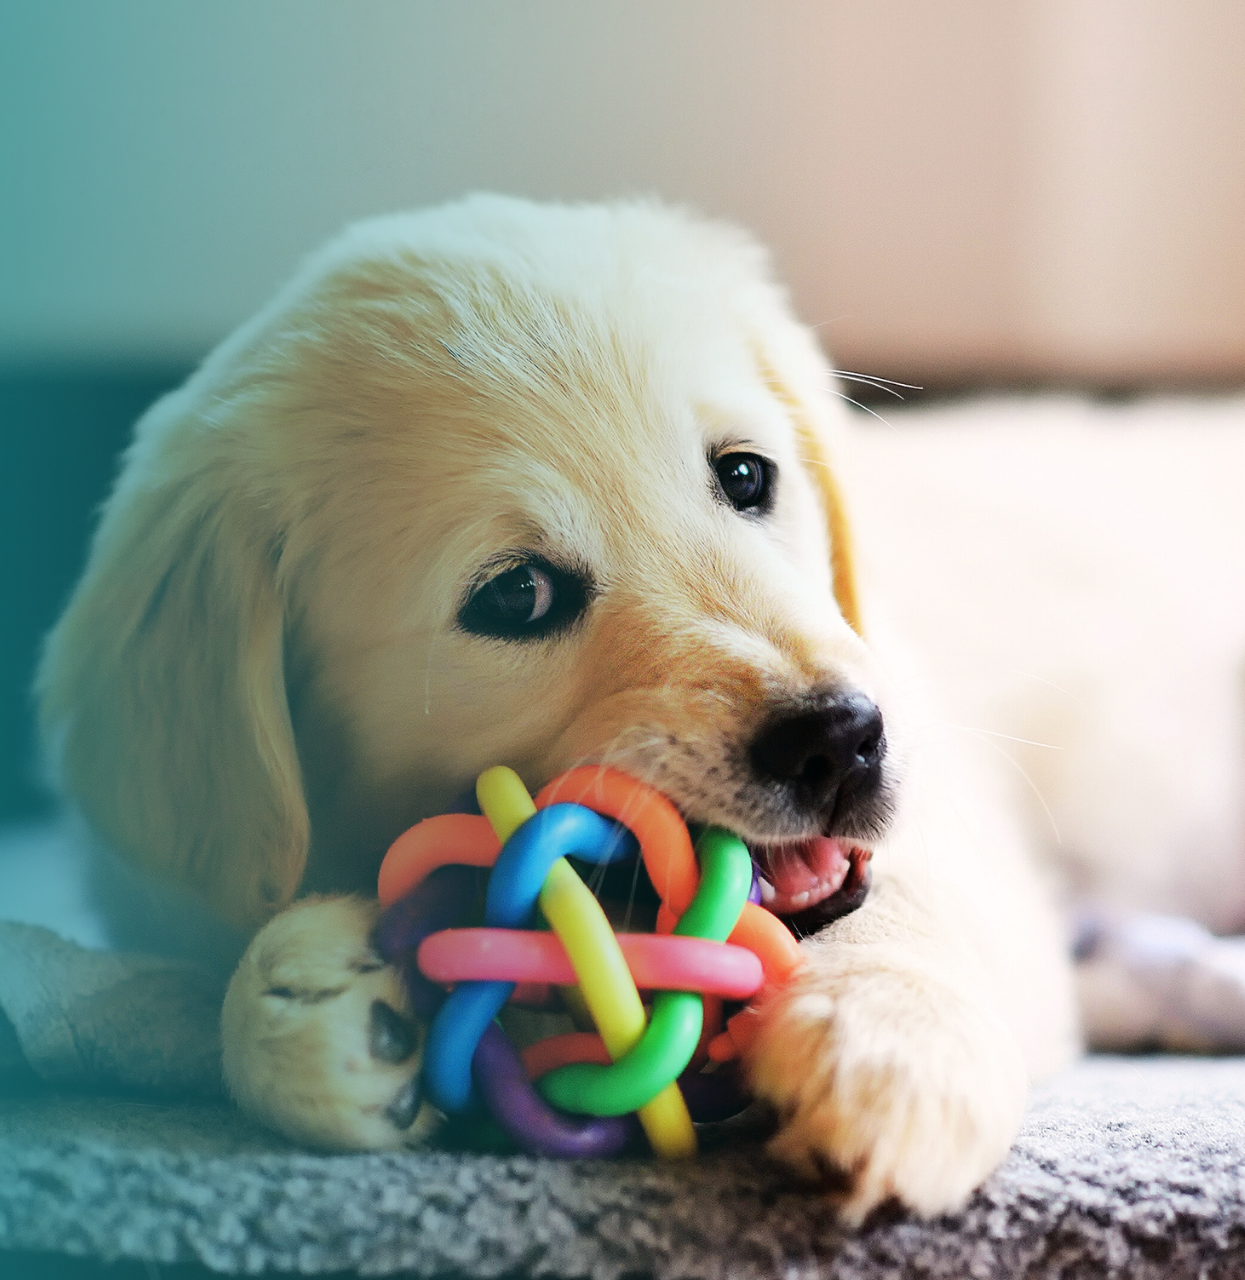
[476, 767, 696, 1157]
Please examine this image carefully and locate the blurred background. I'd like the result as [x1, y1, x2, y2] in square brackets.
[2, 0, 1243, 822]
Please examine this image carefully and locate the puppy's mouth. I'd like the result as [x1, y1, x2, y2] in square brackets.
[444, 781, 873, 932]
[750, 837, 873, 932]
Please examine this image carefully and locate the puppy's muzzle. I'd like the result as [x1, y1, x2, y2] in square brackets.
[749, 690, 887, 832]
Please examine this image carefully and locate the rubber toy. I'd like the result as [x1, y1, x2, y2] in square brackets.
[374, 765, 804, 1158]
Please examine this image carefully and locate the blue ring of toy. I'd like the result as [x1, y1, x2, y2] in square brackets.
[422, 802, 638, 1113]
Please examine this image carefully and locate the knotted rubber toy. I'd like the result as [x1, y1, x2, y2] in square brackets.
[375, 765, 805, 1158]
[534, 768, 803, 1063]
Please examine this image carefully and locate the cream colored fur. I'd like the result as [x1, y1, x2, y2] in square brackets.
[39, 197, 1080, 1221]
[842, 398, 1245, 933]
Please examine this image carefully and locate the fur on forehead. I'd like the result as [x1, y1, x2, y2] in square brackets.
[239, 197, 817, 607]
[280, 197, 792, 438]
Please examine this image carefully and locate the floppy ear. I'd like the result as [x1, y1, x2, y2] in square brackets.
[752, 340, 863, 637]
[37, 391, 309, 933]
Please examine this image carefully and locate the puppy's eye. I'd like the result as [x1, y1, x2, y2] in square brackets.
[482, 564, 555, 625]
[713, 452, 773, 514]
[458, 559, 591, 641]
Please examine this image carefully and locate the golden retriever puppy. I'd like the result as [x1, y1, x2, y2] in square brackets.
[38, 197, 1078, 1220]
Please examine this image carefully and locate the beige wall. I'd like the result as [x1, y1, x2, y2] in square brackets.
[1015, 1, 1245, 383]
[818, 1, 1245, 385]
[2, 2, 1242, 385]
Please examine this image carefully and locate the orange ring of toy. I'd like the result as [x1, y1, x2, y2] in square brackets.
[535, 767, 698, 913]
[535, 767, 803, 990]
[521, 1032, 612, 1080]
[378, 813, 500, 909]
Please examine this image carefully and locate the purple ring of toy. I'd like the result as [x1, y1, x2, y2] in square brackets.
[473, 1022, 638, 1157]
[471, 1028, 752, 1155]
[375, 864, 481, 1017]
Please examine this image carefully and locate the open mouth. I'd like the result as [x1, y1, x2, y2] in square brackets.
[751, 837, 873, 933]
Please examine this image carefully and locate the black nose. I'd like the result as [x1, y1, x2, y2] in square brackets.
[748, 691, 886, 822]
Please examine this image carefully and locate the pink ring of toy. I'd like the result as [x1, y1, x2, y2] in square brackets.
[418, 928, 764, 1000]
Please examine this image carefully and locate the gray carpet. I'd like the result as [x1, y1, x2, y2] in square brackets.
[4, 1056, 1245, 1279]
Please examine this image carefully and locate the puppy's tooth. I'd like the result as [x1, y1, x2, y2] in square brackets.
[759, 877, 776, 903]
[369, 1000, 419, 1064]
[385, 1075, 422, 1131]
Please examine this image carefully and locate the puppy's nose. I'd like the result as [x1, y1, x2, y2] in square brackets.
[749, 692, 886, 821]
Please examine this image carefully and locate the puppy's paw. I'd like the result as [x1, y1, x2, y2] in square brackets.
[747, 955, 1027, 1222]
[221, 896, 439, 1150]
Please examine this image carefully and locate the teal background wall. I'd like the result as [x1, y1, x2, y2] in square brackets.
[4, 0, 887, 821]
[3, 1, 1242, 821]
[0, 368, 190, 816]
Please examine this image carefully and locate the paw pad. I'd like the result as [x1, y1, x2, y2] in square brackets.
[369, 1000, 420, 1064]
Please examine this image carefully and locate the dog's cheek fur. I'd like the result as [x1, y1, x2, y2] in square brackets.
[524, 582, 885, 835]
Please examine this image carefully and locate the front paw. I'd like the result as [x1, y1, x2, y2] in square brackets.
[747, 953, 1028, 1221]
[221, 896, 439, 1150]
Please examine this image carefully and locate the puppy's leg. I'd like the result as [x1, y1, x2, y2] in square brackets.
[221, 896, 439, 1149]
[748, 881, 1026, 1220]
[748, 776, 1079, 1221]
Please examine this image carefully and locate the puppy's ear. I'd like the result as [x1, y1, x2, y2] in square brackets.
[752, 340, 863, 637]
[37, 392, 308, 933]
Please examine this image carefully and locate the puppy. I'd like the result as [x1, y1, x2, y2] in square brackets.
[37, 196, 1078, 1220]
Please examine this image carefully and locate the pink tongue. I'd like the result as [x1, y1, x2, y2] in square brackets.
[766, 837, 851, 897]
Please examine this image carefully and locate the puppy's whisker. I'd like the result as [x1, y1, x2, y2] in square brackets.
[620, 845, 645, 935]
[831, 370, 923, 401]
[581, 727, 682, 914]
[832, 369, 923, 391]
[587, 858, 610, 900]
[835, 377, 905, 401]
[807, 313, 853, 331]
[831, 390, 897, 431]
[950, 727, 1063, 846]
[940, 724, 1062, 751]
[1006, 670, 1088, 708]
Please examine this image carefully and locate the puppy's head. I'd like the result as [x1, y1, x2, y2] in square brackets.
[38, 196, 897, 933]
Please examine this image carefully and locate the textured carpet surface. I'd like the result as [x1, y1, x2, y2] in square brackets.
[4, 1057, 1245, 1279]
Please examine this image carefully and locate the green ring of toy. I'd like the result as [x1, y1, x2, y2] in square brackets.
[537, 827, 753, 1117]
